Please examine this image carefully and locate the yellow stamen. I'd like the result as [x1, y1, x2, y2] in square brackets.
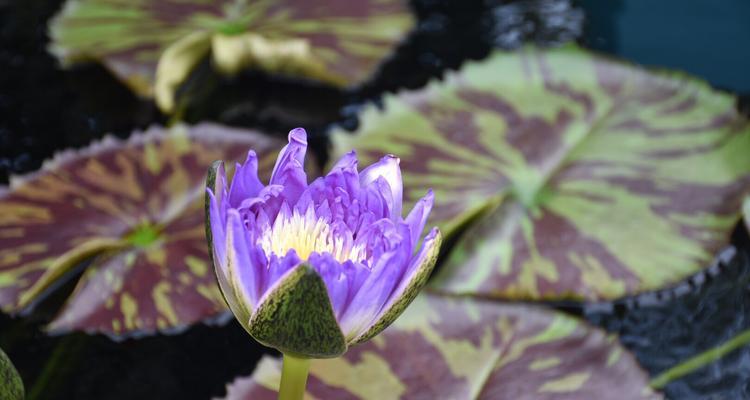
[259, 207, 366, 263]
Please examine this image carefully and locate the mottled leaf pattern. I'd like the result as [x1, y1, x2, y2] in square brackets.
[332, 45, 750, 301]
[0, 346, 24, 400]
[49, 0, 414, 96]
[220, 294, 661, 400]
[0, 124, 284, 336]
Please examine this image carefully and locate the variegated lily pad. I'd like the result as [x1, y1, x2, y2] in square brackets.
[0, 124, 284, 336]
[49, 0, 414, 104]
[332, 45, 750, 301]
[220, 294, 661, 400]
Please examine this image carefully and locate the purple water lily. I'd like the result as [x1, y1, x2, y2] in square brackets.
[205, 128, 441, 359]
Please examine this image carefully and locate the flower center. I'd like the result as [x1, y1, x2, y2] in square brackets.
[259, 208, 365, 263]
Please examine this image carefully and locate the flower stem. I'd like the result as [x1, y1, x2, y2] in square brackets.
[278, 354, 310, 400]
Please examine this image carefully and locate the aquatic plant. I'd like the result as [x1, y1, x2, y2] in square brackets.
[205, 128, 440, 398]
[333, 44, 750, 302]
[0, 124, 285, 337]
[49, 0, 414, 112]
[221, 293, 661, 400]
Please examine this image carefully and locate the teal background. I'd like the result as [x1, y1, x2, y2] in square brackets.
[582, 0, 750, 93]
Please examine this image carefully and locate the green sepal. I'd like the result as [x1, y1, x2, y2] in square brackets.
[248, 264, 347, 358]
[204, 160, 224, 268]
[0, 347, 24, 400]
[353, 229, 442, 345]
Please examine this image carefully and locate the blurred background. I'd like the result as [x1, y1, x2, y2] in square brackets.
[1, 1, 749, 399]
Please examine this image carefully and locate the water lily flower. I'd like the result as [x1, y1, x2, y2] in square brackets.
[205, 128, 440, 399]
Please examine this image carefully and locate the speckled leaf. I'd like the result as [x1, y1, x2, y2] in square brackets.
[0, 347, 24, 400]
[220, 293, 661, 400]
[247, 264, 347, 358]
[0, 124, 284, 337]
[49, 0, 414, 97]
[332, 45, 750, 301]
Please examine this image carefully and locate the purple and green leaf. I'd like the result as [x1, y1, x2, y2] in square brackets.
[49, 0, 414, 97]
[0, 124, 284, 337]
[332, 45, 750, 301]
[220, 293, 661, 400]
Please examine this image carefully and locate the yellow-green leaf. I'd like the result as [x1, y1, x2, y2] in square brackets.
[221, 293, 661, 399]
[331, 45, 750, 301]
[0, 124, 284, 337]
[49, 0, 414, 101]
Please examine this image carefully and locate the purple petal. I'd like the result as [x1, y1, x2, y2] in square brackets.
[385, 228, 439, 310]
[360, 181, 388, 220]
[238, 184, 284, 222]
[329, 150, 358, 173]
[227, 209, 262, 307]
[270, 128, 308, 204]
[295, 189, 314, 214]
[404, 189, 434, 248]
[354, 218, 401, 263]
[271, 128, 307, 180]
[316, 199, 332, 222]
[207, 189, 227, 269]
[211, 162, 230, 223]
[308, 252, 349, 318]
[352, 227, 441, 343]
[228, 150, 264, 207]
[337, 225, 410, 339]
[258, 250, 302, 304]
[360, 155, 402, 219]
[324, 166, 359, 203]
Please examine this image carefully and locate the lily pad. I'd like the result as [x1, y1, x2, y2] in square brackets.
[220, 293, 661, 400]
[49, 0, 414, 104]
[332, 45, 750, 301]
[0, 123, 284, 337]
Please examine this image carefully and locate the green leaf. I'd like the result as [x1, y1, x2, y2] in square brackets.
[220, 293, 662, 399]
[0, 124, 285, 337]
[332, 45, 750, 301]
[0, 347, 24, 400]
[49, 0, 414, 100]
[248, 264, 347, 359]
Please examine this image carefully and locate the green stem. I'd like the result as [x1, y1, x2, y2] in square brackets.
[278, 354, 310, 400]
[650, 327, 750, 389]
[28, 335, 85, 400]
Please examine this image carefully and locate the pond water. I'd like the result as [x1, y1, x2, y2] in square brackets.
[1, 1, 749, 399]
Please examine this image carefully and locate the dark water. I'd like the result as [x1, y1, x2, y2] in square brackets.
[585, 228, 750, 399]
[582, 0, 750, 93]
[1, 0, 749, 399]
